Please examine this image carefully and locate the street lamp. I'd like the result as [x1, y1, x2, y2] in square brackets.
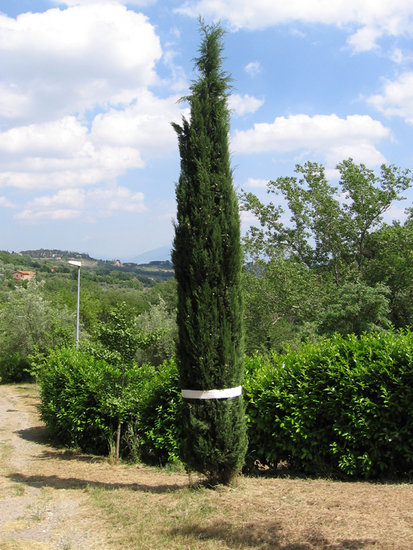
[68, 260, 81, 350]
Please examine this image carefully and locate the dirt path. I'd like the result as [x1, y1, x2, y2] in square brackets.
[0, 384, 109, 549]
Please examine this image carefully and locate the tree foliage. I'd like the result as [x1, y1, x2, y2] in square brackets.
[364, 220, 413, 327]
[241, 160, 412, 352]
[0, 279, 73, 381]
[172, 21, 247, 485]
[242, 160, 410, 271]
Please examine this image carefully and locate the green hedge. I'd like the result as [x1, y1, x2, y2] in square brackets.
[38, 330, 413, 478]
[244, 329, 413, 478]
[38, 347, 182, 464]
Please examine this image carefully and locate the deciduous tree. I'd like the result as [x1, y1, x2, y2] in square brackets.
[240, 160, 411, 346]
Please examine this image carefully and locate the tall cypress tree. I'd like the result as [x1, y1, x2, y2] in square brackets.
[172, 21, 247, 485]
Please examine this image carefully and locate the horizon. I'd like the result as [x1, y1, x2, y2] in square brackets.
[1, 244, 173, 264]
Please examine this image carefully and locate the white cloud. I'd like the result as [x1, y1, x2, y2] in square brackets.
[347, 26, 381, 53]
[244, 177, 268, 188]
[368, 72, 413, 124]
[231, 114, 390, 166]
[0, 2, 190, 211]
[229, 94, 264, 116]
[27, 188, 86, 209]
[0, 88, 184, 191]
[382, 202, 410, 222]
[0, 4, 162, 125]
[0, 84, 30, 119]
[87, 185, 146, 215]
[52, 0, 156, 6]
[0, 116, 144, 190]
[178, 0, 413, 51]
[14, 184, 146, 222]
[245, 61, 262, 77]
[16, 208, 81, 221]
[92, 90, 183, 157]
[0, 196, 16, 208]
[391, 48, 405, 64]
[0, 117, 88, 157]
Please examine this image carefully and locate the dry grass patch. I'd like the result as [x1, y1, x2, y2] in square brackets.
[84, 473, 413, 549]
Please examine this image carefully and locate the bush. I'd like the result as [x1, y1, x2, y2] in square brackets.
[132, 360, 182, 464]
[38, 348, 114, 454]
[244, 329, 413, 479]
[0, 353, 31, 383]
[38, 331, 413, 479]
[38, 347, 182, 464]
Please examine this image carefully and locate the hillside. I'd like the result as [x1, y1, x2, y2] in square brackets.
[0, 249, 174, 286]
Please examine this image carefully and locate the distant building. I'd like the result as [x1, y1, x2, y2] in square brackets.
[13, 270, 35, 281]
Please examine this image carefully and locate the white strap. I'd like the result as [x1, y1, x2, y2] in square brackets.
[181, 386, 242, 400]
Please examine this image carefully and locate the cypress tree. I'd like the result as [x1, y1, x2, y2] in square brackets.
[172, 21, 247, 485]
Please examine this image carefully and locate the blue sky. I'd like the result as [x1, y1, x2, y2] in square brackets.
[1, 0, 412, 261]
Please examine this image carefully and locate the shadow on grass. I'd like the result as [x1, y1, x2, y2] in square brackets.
[15, 425, 50, 445]
[15, 426, 106, 461]
[8, 472, 185, 494]
[243, 460, 413, 485]
[170, 522, 376, 549]
[39, 449, 108, 463]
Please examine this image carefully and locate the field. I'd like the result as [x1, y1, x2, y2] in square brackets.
[0, 383, 412, 549]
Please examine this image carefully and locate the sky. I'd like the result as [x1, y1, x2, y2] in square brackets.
[1, 0, 413, 261]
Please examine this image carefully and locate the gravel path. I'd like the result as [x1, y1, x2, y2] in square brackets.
[0, 384, 108, 549]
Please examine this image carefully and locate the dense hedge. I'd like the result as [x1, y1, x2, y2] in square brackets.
[244, 329, 413, 479]
[38, 348, 182, 464]
[37, 330, 413, 478]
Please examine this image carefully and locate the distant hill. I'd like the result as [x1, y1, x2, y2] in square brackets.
[1, 248, 175, 285]
[124, 245, 172, 264]
[19, 247, 172, 266]
[20, 249, 93, 261]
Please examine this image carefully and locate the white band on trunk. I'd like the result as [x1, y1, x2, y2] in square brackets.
[181, 386, 242, 400]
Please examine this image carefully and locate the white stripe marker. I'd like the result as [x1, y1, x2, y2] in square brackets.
[181, 386, 242, 400]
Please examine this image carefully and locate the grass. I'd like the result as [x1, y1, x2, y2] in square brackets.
[85, 476, 413, 549]
[86, 484, 222, 549]
[0, 484, 26, 498]
[0, 440, 11, 462]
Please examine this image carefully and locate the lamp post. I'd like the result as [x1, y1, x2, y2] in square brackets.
[68, 260, 81, 350]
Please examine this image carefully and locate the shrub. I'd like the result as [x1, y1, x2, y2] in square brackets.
[38, 347, 114, 454]
[244, 329, 413, 479]
[38, 331, 413, 480]
[132, 360, 182, 464]
[38, 347, 182, 464]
